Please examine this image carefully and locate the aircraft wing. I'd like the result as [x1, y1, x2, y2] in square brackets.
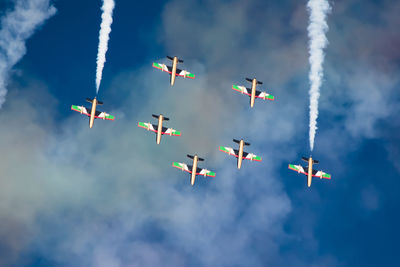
[152, 63, 195, 79]
[232, 85, 251, 96]
[152, 62, 170, 73]
[94, 111, 115, 120]
[313, 170, 331, 179]
[172, 162, 191, 174]
[288, 165, 331, 179]
[219, 146, 237, 157]
[162, 127, 181, 136]
[175, 68, 195, 79]
[172, 162, 215, 177]
[243, 152, 262, 161]
[219, 146, 261, 161]
[197, 168, 216, 177]
[71, 105, 90, 116]
[288, 164, 307, 175]
[255, 90, 275, 101]
[138, 122, 157, 133]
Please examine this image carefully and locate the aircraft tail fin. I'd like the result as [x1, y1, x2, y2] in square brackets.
[187, 154, 204, 161]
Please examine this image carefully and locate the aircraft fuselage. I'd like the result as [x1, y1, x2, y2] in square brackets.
[191, 155, 198, 186]
[156, 115, 164, 144]
[250, 78, 258, 108]
[170, 57, 178, 86]
[237, 139, 244, 169]
[89, 98, 98, 129]
[307, 157, 313, 187]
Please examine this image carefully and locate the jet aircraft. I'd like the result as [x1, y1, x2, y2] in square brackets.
[288, 156, 331, 187]
[172, 154, 216, 186]
[152, 56, 195, 86]
[71, 97, 114, 128]
[232, 78, 274, 108]
[219, 139, 262, 169]
[138, 114, 181, 144]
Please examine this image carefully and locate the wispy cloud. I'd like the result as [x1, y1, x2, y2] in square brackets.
[0, 0, 56, 108]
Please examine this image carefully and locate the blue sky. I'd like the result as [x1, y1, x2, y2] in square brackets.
[0, 0, 399, 266]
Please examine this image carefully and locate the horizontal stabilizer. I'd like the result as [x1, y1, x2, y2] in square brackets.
[86, 98, 93, 103]
[301, 157, 319, 164]
[245, 78, 263, 85]
[97, 100, 103, 105]
[187, 154, 204, 161]
[233, 139, 250, 146]
[167, 56, 174, 60]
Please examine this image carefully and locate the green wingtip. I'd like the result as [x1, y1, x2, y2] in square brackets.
[267, 95, 275, 100]
[289, 164, 298, 170]
[172, 162, 181, 168]
[208, 171, 216, 177]
[323, 173, 331, 179]
[186, 73, 195, 78]
[219, 146, 226, 151]
[254, 156, 262, 161]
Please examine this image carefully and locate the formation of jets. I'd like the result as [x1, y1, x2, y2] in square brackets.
[70, 56, 331, 188]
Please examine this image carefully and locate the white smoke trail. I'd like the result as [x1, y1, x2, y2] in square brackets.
[307, 0, 331, 151]
[0, 0, 56, 108]
[95, 0, 115, 94]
